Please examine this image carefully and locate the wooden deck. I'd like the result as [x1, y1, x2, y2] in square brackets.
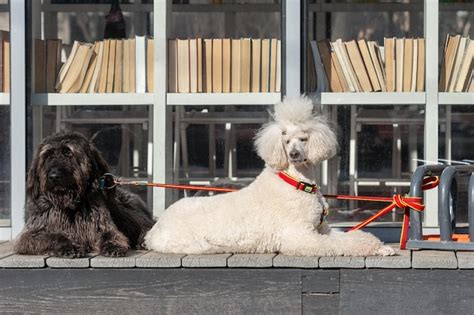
[1, 241, 474, 314]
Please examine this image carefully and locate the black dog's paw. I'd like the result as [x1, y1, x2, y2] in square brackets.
[53, 243, 87, 258]
[100, 242, 128, 257]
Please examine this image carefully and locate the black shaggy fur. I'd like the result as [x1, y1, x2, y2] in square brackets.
[14, 132, 155, 258]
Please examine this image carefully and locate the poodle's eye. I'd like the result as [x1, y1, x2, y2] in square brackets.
[62, 148, 73, 157]
[286, 140, 290, 144]
[300, 137, 308, 142]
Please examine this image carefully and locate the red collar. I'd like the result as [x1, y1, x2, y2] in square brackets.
[278, 171, 319, 194]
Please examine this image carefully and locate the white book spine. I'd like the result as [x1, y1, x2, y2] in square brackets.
[310, 40, 328, 92]
[135, 35, 147, 93]
[411, 39, 418, 92]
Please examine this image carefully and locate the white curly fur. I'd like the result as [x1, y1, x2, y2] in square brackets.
[145, 96, 395, 256]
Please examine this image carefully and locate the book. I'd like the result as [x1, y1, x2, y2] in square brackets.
[168, 39, 178, 93]
[89, 40, 104, 93]
[307, 44, 317, 92]
[368, 41, 386, 92]
[384, 37, 395, 92]
[358, 39, 381, 92]
[80, 42, 99, 93]
[203, 39, 212, 93]
[454, 39, 473, 92]
[222, 39, 231, 93]
[416, 38, 425, 92]
[146, 37, 154, 92]
[345, 39, 372, 92]
[231, 39, 241, 92]
[331, 40, 356, 92]
[410, 38, 418, 92]
[34, 39, 47, 93]
[129, 38, 136, 93]
[106, 39, 116, 93]
[98, 39, 110, 93]
[212, 38, 222, 93]
[122, 39, 130, 93]
[251, 39, 261, 92]
[448, 36, 467, 92]
[395, 38, 404, 92]
[269, 38, 278, 92]
[0, 31, 6, 92]
[276, 39, 281, 92]
[240, 38, 251, 93]
[197, 38, 203, 92]
[177, 38, 190, 93]
[316, 40, 343, 92]
[260, 39, 270, 93]
[309, 40, 328, 92]
[2, 35, 9, 92]
[59, 42, 94, 93]
[440, 34, 460, 91]
[47, 39, 63, 92]
[114, 39, 123, 93]
[403, 38, 413, 92]
[189, 38, 198, 93]
[135, 36, 147, 93]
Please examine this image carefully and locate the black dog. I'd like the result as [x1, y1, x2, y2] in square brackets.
[14, 132, 154, 257]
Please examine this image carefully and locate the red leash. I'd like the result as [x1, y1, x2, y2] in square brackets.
[100, 173, 439, 249]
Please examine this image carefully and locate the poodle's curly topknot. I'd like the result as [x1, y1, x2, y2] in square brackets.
[273, 95, 315, 126]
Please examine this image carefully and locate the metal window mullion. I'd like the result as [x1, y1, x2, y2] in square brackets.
[423, 0, 439, 227]
[10, 0, 26, 239]
[283, 0, 300, 97]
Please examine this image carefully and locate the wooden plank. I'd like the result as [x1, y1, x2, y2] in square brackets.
[0, 242, 14, 259]
[0, 269, 301, 314]
[365, 246, 411, 268]
[227, 254, 275, 268]
[182, 254, 231, 268]
[412, 250, 457, 269]
[273, 254, 319, 268]
[318, 256, 365, 269]
[90, 251, 146, 268]
[456, 251, 474, 269]
[46, 255, 94, 269]
[302, 294, 339, 315]
[0, 255, 47, 268]
[135, 252, 184, 268]
[340, 270, 474, 314]
[301, 270, 339, 294]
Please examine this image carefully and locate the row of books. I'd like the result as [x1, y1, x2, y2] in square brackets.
[309, 37, 425, 93]
[439, 34, 473, 92]
[169, 38, 281, 93]
[0, 31, 9, 93]
[35, 36, 154, 93]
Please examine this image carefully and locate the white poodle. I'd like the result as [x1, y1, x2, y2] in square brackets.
[145, 96, 395, 256]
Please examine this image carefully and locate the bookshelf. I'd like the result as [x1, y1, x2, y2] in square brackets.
[0, 0, 472, 242]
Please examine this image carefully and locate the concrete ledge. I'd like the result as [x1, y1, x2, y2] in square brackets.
[227, 254, 275, 268]
[273, 255, 319, 268]
[182, 254, 231, 268]
[46, 255, 95, 268]
[319, 256, 365, 269]
[136, 252, 185, 268]
[456, 252, 474, 269]
[0, 242, 14, 259]
[90, 251, 146, 268]
[412, 250, 458, 269]
[0, 254, 47, 268]
[366, 247, 411, 269]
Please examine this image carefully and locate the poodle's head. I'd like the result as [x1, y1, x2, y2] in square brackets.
[254, 96, 337, 170]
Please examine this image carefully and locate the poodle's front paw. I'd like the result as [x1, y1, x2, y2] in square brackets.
[376, 245, 396, 256]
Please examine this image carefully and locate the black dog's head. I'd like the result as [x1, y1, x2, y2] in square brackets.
[27, 132, 109, 206]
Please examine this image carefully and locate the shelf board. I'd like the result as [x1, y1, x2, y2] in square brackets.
[172, 4, 280, 13]
[42, 3, 153, 13]
[310, 92, 426, 105]
[31, 93, 153, 106]
[438, 93, 474, 105]
[0, 93, 9, 105]
[308, 2, 423, 12]
[167, 93, 281, 106]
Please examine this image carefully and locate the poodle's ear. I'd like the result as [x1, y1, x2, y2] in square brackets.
[254, 122, 288, 170]
[89, 143, 110, 176]
[306, 118, 338, 164]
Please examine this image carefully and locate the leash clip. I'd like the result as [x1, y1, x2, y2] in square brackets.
[99, 173, 118, 190]
[297, 181, 317, 194]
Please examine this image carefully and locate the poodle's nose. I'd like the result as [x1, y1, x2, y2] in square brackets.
[289, 150, 300, 159]
[48, 168, 63, 181]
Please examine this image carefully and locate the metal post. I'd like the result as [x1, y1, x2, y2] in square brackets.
[283, 0, 300, 97]
[423, 0, 439, 227]
[10, 0, 26, 238]
[469, 173, 474, 241]
[438, 166, 457, 241]
[153, 0, 172, 216]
